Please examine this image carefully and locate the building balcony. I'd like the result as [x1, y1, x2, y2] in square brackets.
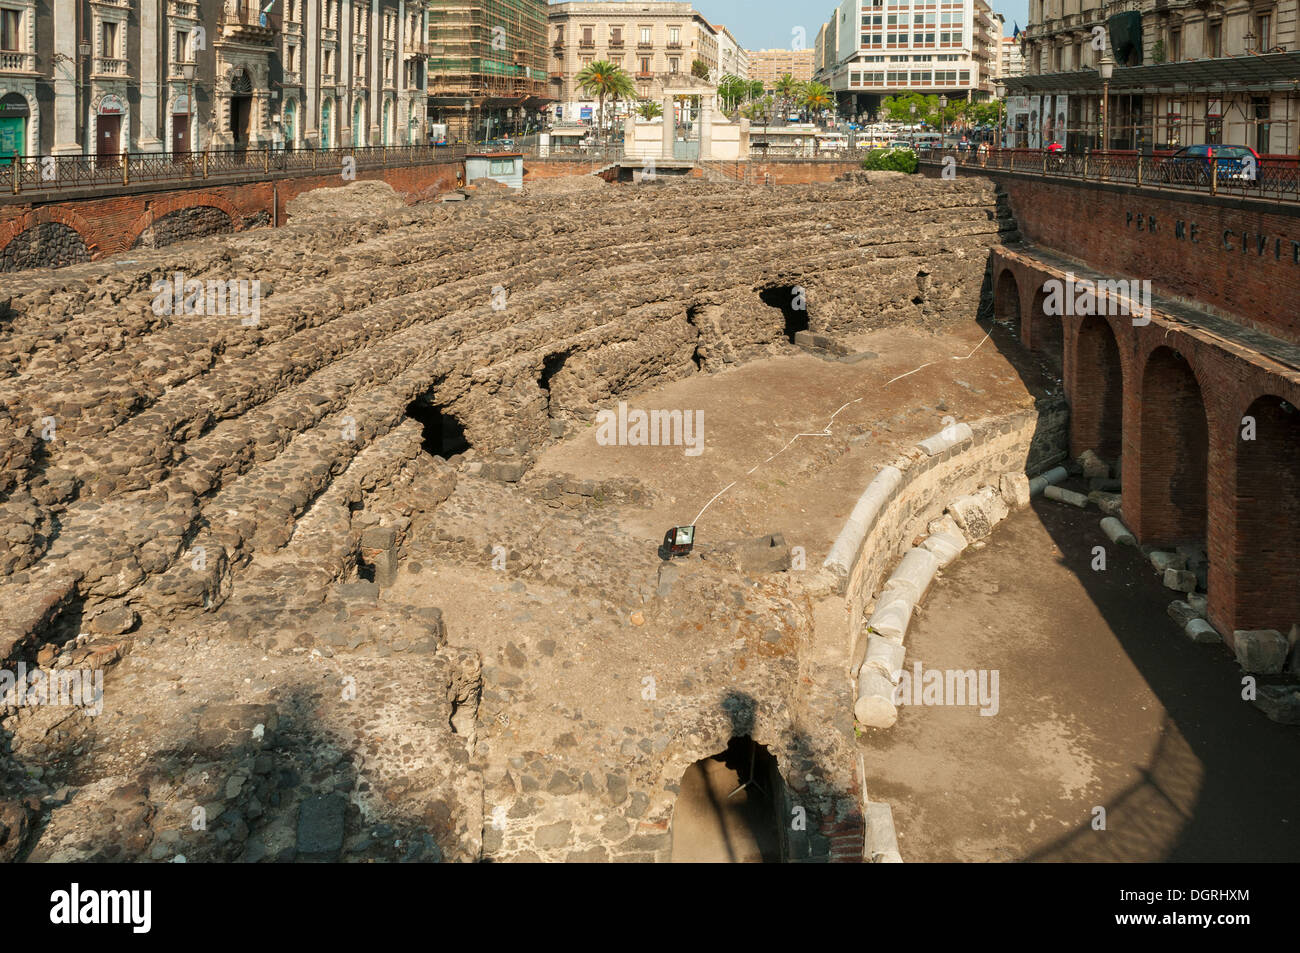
[638, 41, 653, 49]
[321, 72, 336, 85]
[579, 40, 595, 49]
[0, 50, 36, 73]
[609, 39, 624, 49]
[284, 21, 303, 36]
[636, 70, 654, 78]
[667, 41, 682, 49]
[167, 0, 201, 18]
[93, 57, 130, 77]
[322, 27, 338, 42]
[404, 39, 427, 57]
[549, 71, 564, 81]
[282, 70, 301, 85]
[221, 6, 278, 45]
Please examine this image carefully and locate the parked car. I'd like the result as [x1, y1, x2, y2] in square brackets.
[1157, 144, 1260, 184]
[888, 140, 913, 150]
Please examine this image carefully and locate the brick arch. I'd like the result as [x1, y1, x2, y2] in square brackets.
[993, 267, 1021, 338]
[1069, 314, 1125, 461]
[1028, 285, 1062, 367]
[123, 193, 243, 251]
[1133, 345, 1210, 546]
[0, 206, 97, 268]
[1231, 394, 1300, 633]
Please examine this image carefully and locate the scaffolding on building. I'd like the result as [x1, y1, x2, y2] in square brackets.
[426, 0, 552, 139]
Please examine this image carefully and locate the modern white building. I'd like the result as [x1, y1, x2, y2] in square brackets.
[812, 0, 1002, 118]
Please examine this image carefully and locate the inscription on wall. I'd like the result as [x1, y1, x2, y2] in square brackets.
[1125, 210, 1300, 264]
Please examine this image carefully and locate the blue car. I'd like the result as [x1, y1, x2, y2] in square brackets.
[1157, 144, 1260, 184]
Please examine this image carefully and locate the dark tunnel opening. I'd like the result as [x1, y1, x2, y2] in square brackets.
[759, 286, 810, 344]
[406, 397, 471, 458]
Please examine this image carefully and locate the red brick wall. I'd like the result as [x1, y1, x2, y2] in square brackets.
[994, 176, 1300, 345]
[992, 247, 1300, 642]
[0, 161, 462, 261]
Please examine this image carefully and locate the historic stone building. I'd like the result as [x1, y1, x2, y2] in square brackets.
[1009, 0, 1299, 154]
[0, 0, 431, 159]
[547, 1, 723, 122]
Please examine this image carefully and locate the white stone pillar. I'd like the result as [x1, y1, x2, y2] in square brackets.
[51, 0, 80, 154]
[341, 0, 352, 145]
[370, 0, 381, 144]
[661, 94, 674, 158]
[139, 0, 164, 151]
[699, 93, 713, 159]
[306, 0, 320, 145]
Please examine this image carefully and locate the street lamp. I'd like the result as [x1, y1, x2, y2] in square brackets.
[909, 101, 917, 150]
[1098, 53, 1114, 152]
[938, 94, 948, 150]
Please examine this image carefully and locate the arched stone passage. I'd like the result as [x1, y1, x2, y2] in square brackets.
[1138, 347, 1208, 545]
[994, 268, 1021, 339]
[1030, 286, 1063, 368]
[1233, 395, 1300, 631]
[669, 735, 784, 863]
[1071, 316, 1124, 461]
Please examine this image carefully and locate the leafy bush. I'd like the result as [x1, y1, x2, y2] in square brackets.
[861, 147, 918, 174]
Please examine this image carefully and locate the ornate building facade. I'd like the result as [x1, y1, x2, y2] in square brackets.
[0, 0, 431, 158]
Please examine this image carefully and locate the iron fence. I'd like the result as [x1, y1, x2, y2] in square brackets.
[2, 143, 467, 195]
[928, 147, 1300, 204]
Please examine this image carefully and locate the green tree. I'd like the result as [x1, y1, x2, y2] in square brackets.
[576, 59, 636, 143]
[800, 81, 833, 116]
[636, 100, 663, 121]
[717, 74, 750, 114]
[774, 73, 798, 118]
[691, 58, 710, 79]
[747, 79, 765, 102]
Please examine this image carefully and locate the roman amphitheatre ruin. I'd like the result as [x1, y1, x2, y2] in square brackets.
[1, 167, 1296, 864]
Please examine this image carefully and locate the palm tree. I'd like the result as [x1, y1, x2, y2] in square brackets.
[774, 73, 798, 120]
[576, 60, 635, 145]
[800, 81, 833, 119]
[636, 100, 663, 121]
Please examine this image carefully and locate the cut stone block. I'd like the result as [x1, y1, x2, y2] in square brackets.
[917, 422, 973, 456]
[1077, 449, 1110, 479]
[1167, 600, 1199, 628]
[1149, 550, 1188, 573]
[1184, 618, 1221, 643]
[1044, 485, 1088, 508]
[1163, 568, 1197, 593]
[1096, 495, 1124, 517]
[879, 547, 940, 604]
[1100, 517, 1135, 546]
[921, 530, 966, 567]
[1253, 685, 1300, 725]
[855, 667, 898, 728]
[999, 472, 1031, 509]
[866, 595, 914, 643]
[947, 485, 1009, 541]
[1028, 466, 1068, 496]
[865, 801, 902, 863]
[1232, 629, 1289, 674]
[1188, 592, 1208, 615]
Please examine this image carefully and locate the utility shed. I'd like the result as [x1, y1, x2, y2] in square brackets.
[465, 151, 524, 189]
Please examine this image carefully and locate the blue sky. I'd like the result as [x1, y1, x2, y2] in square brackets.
[681, 0, 1029, 47]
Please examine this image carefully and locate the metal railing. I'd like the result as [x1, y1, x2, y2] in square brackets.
[3, 143, 466, 195]
[927, 147, 1300, 203]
